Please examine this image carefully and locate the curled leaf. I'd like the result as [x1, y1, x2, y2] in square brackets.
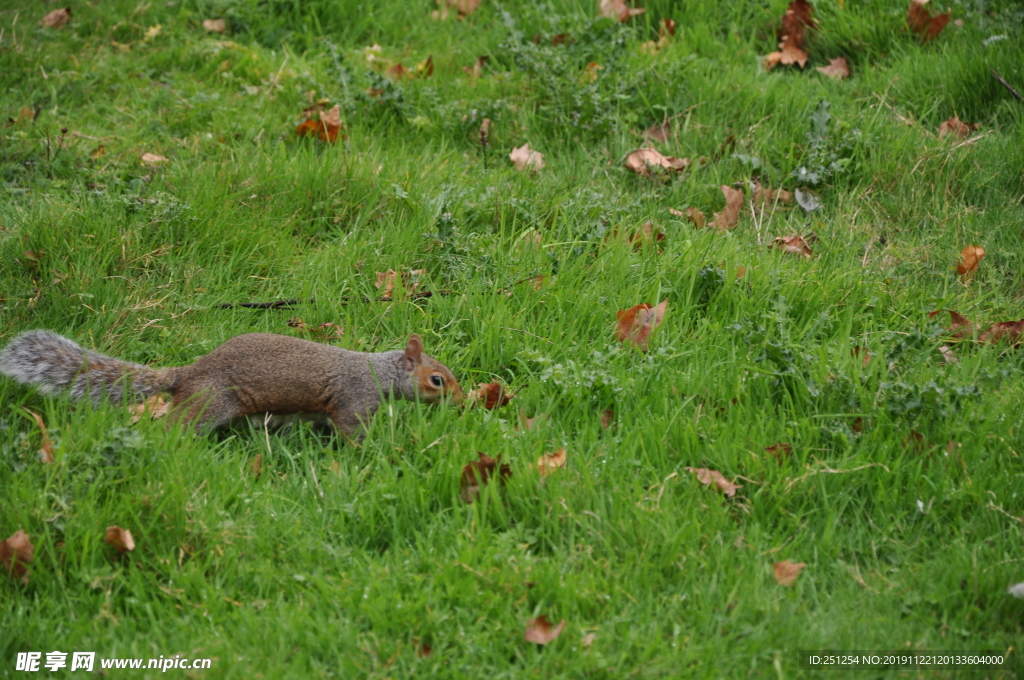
[470, 382, 512, 410]
[39, 8, 72, 29]
[773, 559, 806, 586]
[765, 442, 793, 464]
[686, 467, 742, 497]
[295, 104, 343, 144]
[907, 0, 950, 41]
[510, 143, 545, 172]
[524, 616, 566, 644]
[713, 185, 744, 230]
[624, 148, 690, 177]
[956, 245, 985, 280]
[937, 116, 978, 139]
[772, 234, 813, 258]
[460, 452, 511, 503]
[140, 152, 168, 166]
[104, 526, 136, 554]
[816, 56, 850, 80]
[0, 530, 34, 583]
[615, 299, 668, 351]
[536, 448, 567, 477]
[202, 18, 227, 33]
[979, 320, 1024, 347]
[598, 0, 645, 22]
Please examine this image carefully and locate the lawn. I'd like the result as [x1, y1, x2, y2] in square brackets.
[2, 0, 1024, 677]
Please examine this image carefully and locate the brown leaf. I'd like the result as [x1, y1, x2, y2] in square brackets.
[979, 320, 1024, 347]
[415, 55, 434, 79]
[23, 408, 54, 464]
[615, 299, 668, 351]
[250, 453, 263, 480]
[460, 452, 512, 503]
[904, 430, 926, 455]
[463, 55, 489, 81]
[537, 448, 567, 477]
[517, 410, 543, 431]
[763, 37, 809, 70]
[470, 382, 512, 410]
[374, 269, 425, 299]
[773, 560, 806, 586]
[938, 345, 958, 363]
[600, 409, 614, 429]
[581, 61, 604, 83]
[929, 309, 976, 340]
[104, 526, 136, 554]
[90, 145, 107, 159]
[851, 346, 872, 366]
[375, 269, 398, 299]
[623, 148, 690, 177]
[39, 8, 72, 29]
[296, 104, 343, 143]
[937, 116, 978, 139]
[956, 245, 985, 280]
[643, 122, 671, 143]
[0, 530, 34, 583]
[686, 467, 742, 498]
[713, 185, 744, 231]
[598, 0, 645, 22]
[414, 637, 432, 658]
[772, 235, 813, 258]
[434, 0, 480, 20]
[524, 616, 566, 645]
[129, 394, 171, 423]
[140, 152, 168, 166]
[907, 0, 951, 41]
[202, 18, 227, 33]
[510, 143, 545, 172]
[608, 222, 664, 250]
[765, 442, 793, 464]
[816, 56, 850, 80]
[670, 206, 706, 228]
[752, 182, 793, 210]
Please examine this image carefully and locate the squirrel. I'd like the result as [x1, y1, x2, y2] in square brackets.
[0, 330, 462, 436]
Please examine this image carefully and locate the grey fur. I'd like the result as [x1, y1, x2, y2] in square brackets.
[0, 330, 171, 406]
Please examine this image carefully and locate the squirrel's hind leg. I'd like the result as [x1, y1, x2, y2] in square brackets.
[169, 386, 242, 433]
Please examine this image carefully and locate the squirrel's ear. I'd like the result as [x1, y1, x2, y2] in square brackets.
[404, 334, 423, 367]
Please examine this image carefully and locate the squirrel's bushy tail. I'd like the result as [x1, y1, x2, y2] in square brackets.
[0, 330, 173, 406]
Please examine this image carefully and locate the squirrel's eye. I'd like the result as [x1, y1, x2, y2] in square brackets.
[430, 374, 445, 388]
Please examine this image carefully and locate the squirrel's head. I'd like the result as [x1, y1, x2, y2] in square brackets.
[404, 334, 463, 404]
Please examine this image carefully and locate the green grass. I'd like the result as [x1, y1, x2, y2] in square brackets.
[2, 0, 1024, 677]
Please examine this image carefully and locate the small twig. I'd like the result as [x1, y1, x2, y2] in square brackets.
[987, 501, 1024, 525]
[220, 299, 304, 309]
[990, 66, 1023, 102]
[785, 462, 890, 492]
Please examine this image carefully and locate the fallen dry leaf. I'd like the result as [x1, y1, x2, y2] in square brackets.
[907, 0, 951, 42]
[773, 559, 806, 586]
[129, 394, 171, 424]
[608, 222, 664, 251]
[524, 616, 566, 645]
[374, 269, 425, 299]
[434, 0, 480, 20]
[851, 346, 872, 366]
[937, 116, 978, 139]
[39, 8, 72, 29]
[752, 182, 793, 210]
[140, 152, 168, 166]
[0, 530, 34, 583]
[414, 637, 432, 658]
[386, 62, 409, 80]
[816, 56, 850, 80]
[615, 299, 668, 351]
[938, 344, 958, 363]
[623, 148, 689, 177]
[517, 410, 543, 431]
[510, 143, 545, 172]
[470, 382, 512, 410]
[250, 453, 263, 480]
[765, 442, 793, 464]
[581, 632, 597, 648]
[23, 408, 54, 464]
[202, 18, 227, 33]
[600, 409, 614, 429]
[956, 245, 985, 280]
[460, 452, 511, 503]
[979, 320, 1024, 347]
[772, 234, 813, 258]
[763, 0, 814, 70]
[643, 122, 671, 143]
[670, 206, 707, 228]
[713, 185, 744, 230]
[640, 18, 677, 54]
[904, 430, 927, 455]
[598, 0, 645, 22]
[90, 145, 106, 159]
[537, 448, 567, 477]
[463, 55, 489, 81]
[416, 55, 434, 79]
[295, 104, 343, 144]
[104, 526, 136, 554]
[929, 309, 976, 340]
[686, 467, 742, 498]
